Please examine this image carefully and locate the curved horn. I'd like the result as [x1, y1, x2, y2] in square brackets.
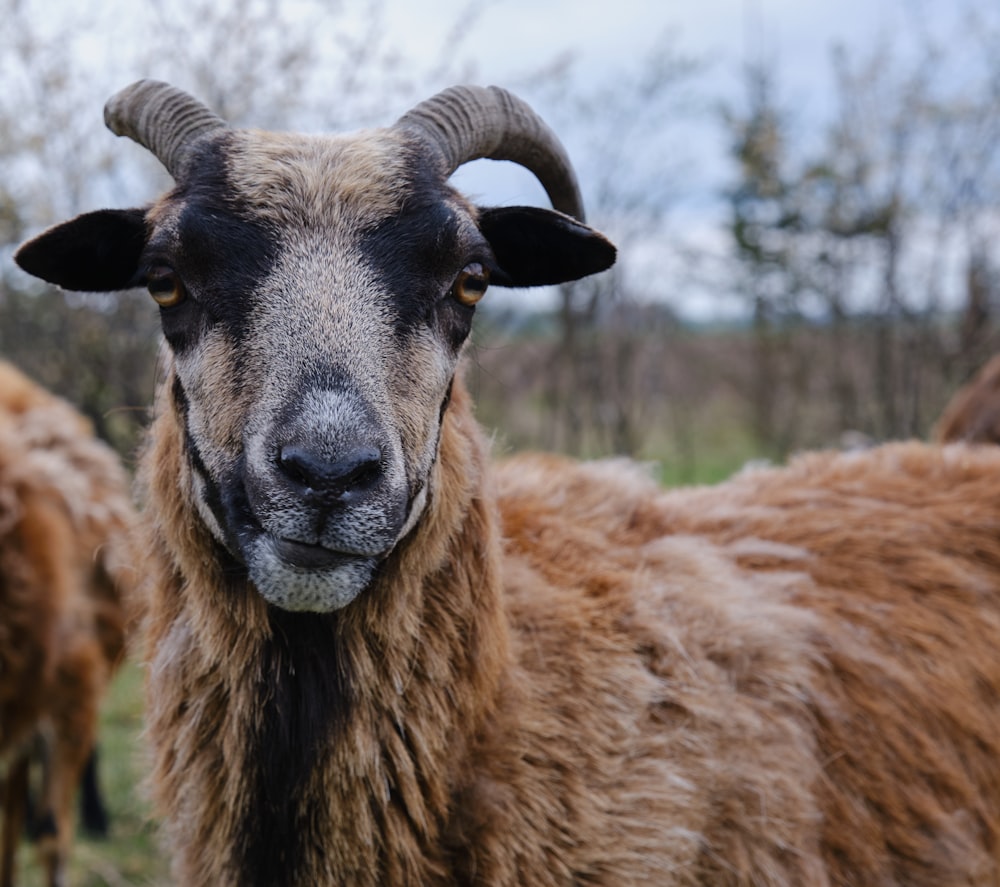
[395, 85, 587, 222]
[104, 80, 228, 179]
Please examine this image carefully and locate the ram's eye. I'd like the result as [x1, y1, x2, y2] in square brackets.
[451, 263, 489, 307]
[146, 266, 186, 308]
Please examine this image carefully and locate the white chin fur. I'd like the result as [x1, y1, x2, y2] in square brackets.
[247, 537, 376, 612]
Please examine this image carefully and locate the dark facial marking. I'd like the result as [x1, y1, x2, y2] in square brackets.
[360, 193, 493, 353]
[170, 376, 245, 572]
[439, 377, 454, 422]
[142, 139, 278, 353]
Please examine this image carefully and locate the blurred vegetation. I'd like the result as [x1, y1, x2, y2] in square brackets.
[721, 25, 1000, 460]
[5, 0, 1000, 882]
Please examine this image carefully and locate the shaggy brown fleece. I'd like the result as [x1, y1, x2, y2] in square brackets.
[138, 370, 1000, 886]
[0, 361, 137, 887]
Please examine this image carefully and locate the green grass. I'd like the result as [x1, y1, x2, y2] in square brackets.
[635, 399, 766, 489]
[15, 662, 168, 887]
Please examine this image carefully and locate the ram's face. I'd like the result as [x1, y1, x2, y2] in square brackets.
[136, 130, 498, 610]
[15, 84, 616, 613]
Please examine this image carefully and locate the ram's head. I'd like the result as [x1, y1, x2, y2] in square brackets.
[16, 81, 615, 612]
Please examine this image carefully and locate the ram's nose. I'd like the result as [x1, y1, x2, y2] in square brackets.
[277, 444, 383, 505]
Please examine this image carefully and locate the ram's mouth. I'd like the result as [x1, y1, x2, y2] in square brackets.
[238, 529, 382, 612]
[208, 467, 425, 611]
[217, 482, 400, 571]
[245, 523, 390, 575]
[271, 536, 357, 570]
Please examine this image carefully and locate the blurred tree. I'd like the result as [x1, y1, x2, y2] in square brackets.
[488, 30, 701, 459]
[722, 60, 814, 457]
[722, 11, 1000, 455]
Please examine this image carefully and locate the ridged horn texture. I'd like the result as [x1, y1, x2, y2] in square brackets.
[104, 79, 228, 179]
[396, 85, 587, 222]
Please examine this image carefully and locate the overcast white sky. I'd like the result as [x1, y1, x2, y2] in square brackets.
[364, 0, 965, 216]
[374, 0, 945, 107]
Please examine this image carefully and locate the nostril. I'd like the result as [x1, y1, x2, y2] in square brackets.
[278, 444, 383, 499]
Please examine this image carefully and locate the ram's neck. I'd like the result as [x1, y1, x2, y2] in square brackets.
[138, 369, 510, 886]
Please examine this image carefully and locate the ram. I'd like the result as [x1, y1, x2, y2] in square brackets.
[0, 360, 136, 887]
[15, 80, 1000, 886]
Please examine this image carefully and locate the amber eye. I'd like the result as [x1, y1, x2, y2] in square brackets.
[451, 263, 489, 307]
[146, 266, 186, 308]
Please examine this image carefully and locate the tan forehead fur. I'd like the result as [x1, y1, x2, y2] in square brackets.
[224, 128, 415, 228]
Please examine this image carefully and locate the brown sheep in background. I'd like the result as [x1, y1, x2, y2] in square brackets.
[935, 353, 1000, 444]
[15, 80, 1000, 885]
[0, 361, 137, 887]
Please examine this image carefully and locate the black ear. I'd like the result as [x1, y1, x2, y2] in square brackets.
[478, 206, 616, 287]
[14, 208, 148, 292]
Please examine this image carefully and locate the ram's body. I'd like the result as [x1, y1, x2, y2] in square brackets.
[138, 379, 1000, 886]
[0, 361, 136, 887]
[15, 81, 1000, 886]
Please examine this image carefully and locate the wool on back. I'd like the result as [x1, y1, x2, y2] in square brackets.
[490, 442, 1000, 884]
